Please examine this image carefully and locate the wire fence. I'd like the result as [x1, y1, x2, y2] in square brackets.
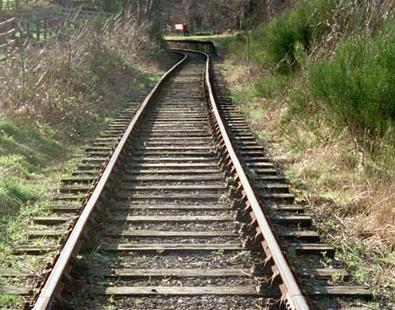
[0, 6, 121, 61]
[0, 17, 16, 60]
[0, 0, 30, 12]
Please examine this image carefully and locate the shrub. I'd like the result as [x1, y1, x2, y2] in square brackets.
[254, 74, 288, 99]
[308, 18, 395, 144]
[0, 16, 165, 140]
[0, 177, 37, 211]
[250, 0, 338, 72]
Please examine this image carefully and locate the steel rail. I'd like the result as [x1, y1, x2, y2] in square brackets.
[180, 48, 310, 310]
[32, 46, 308, 309]
[32, 53, 188, 310]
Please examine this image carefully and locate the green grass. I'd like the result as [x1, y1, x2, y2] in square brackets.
[216, 0, 394, 306]
[0, 116, 67, 214]
[164, 33, 239, 54]
[249, 0, 338, 73]
[308, 18, 395, 143]
[0, 294, 21, 308]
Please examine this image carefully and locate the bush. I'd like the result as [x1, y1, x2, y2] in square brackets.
[0, 16, 165, 140]
[250, 0, 338, 72]
[0, 177, 37, 211]
[254, 74, 288, 99]
[308, 18, 395, 143]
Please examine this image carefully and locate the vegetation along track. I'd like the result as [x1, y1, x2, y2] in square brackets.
[8, 46, 372, 310]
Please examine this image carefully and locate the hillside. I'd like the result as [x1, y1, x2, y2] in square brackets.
[213, 0, 394, 307]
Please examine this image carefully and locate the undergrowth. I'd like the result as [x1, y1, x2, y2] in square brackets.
[216, 0, 395, 307]
[0, 14, 168, 307]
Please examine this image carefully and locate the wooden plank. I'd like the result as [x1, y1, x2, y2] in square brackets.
[141, 136, 210, 141]
[111, 268, 250, 277]
[130, 151, 213, 157]
[123, 175, 223, 182]
[13, 245, 56, 254]
[289, 243, 334, 255]
[278, 230, 319, 241]
[60, 186, 91, 193]
[125, 185, 225, 191]
[127, 163, 218, 168]
[274, 205, 305, 212]
[100, 286, 264, 296]
[245, 161, 274, 169]
[0, 270, 29, 277]
[62, 176, 96, 182]
[256, 183, 289, 190]
[308, 286, 371, 296]
[131, 146, 211, 151]
[33, 216, 75, 224]
[52, 205, 82, 212]
[0, 286, 31, 295]
[273, 215, 312, 226]
[101, 243, 242, 252]
[130, 156, 215, 162]
[112, 204, 230, 211]
[54, 193, 86, 200]
[116, 194, 221, 200]
[105, 230, 237, 238]
[110, 215, 233, 222]
[259, 193, 295, 200]
[125, 169, 219, 175]
[29, 230, 66, 238]
[298, 268, 349, 279]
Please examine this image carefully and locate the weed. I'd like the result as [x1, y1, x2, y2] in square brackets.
[218, 193, 231, 204]
[0, 294, 21, 308]
[215, 249, 225, 257]
[309, 18, 395, 146]
[250, 0, 338, 72]
[156, 248, 165, 254]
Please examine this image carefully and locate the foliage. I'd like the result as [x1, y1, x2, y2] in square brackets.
[250, 0, 338, 72]
[219, 0, 395, 305]
[0, 13, 166, 308]
[308, 20, 395, 145]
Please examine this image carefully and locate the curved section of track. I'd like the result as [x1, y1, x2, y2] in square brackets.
[31, 51, 308, 310]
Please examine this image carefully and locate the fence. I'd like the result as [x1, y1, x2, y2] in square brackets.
[0, 17, 16, 60]
[19, 15, 63, 40]
[0, 0, 30, 12]
[0, 6, 120, 61]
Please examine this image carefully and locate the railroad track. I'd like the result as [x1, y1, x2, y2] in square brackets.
[3, 46, 372, 309]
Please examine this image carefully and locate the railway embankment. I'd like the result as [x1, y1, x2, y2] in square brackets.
[211, 0, 394, 308]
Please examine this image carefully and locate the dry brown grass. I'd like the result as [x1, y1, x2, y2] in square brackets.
[0, 15, 167, 139]
[219, 52, 395, 303]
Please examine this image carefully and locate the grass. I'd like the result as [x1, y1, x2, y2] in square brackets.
[0, 15, 167, 308]
[212, 0, 394, 306]
[248, 0, 338, 73]
[164, 33, 239, 53]
[309, 20, 395, 143]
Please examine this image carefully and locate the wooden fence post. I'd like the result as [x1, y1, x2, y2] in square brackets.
[43, 19, 47, 39]
[36, 20, 40, 40]
[27, 20, 31, 39]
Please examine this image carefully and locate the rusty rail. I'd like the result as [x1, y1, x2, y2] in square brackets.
[176, 48, 310, 310]
[32, 49, 308, 309]
[32, 53, 187, 310]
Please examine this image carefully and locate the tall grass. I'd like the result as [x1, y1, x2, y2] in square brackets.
[0, 16, 164, 139]
[250, 0, 338, 72]
[0, 14, 166, 212]
[222, 0, 395, 304]
[309, 19, 395, 147]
